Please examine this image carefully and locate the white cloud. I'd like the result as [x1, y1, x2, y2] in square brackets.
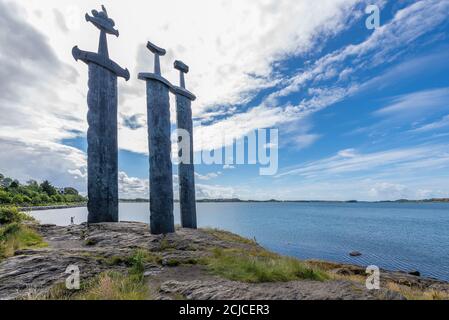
[190, 0, 449, 154]
[0, 137, 87, 192]
[338, 149, 358, 158]
[118, 171, 149, 199]
[2, 0, 449, 201]
[292, 134, 321, 150]
[10, 0, 374, 156]
[277, 144, 449, 179]
[368, 182, 410, 200]
[195, 184, 237, 200]
[195, 172, 221, 181]
[374, 88, 449, 118]
[411, 114, 449, 133]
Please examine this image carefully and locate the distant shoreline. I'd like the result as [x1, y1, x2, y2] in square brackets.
[121, 198, 449, 204]
[18, 198, 449, 211]
[19, 204, 87, 211]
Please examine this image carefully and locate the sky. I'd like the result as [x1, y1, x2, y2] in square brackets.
[0, 0, 449, 201]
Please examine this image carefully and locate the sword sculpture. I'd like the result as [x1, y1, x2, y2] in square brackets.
[138, 41, 175, 234]
[72, 5, 129, 223]
[173, 60, 197, 229]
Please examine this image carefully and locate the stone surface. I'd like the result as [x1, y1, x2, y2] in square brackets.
[409, 270, 421, 277]
[176, 93, 197, 229]
[159, 278, 403, 300]
[146, 79, 175, 234]
[86, 63, 119, 223]
[1, 222, 447, 300]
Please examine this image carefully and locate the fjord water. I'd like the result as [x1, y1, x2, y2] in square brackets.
[30, 202, 449, 281]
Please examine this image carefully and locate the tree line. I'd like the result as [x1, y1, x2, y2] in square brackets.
[0, 173, 86, 206]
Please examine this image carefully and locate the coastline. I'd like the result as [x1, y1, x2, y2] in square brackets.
[19, 199, 449, 211]
[18, 202, 449, 282]
[1, 221, 447, 300]
[19, 203, 87, 211]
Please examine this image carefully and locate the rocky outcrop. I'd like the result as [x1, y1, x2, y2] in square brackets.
[0, 222, 447, 300]
[159, 278, 403, 300]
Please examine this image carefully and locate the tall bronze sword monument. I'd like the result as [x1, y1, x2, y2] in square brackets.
[138, 41, 175, 235]
[72, 6, 130, 223]
[173, 61, 197, 229]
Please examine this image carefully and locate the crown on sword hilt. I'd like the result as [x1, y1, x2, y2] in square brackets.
[85, 5, 119, 37]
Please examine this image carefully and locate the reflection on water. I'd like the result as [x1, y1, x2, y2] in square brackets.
[30, 202, 449, 281]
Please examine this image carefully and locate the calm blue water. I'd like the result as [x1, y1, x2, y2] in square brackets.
[29, 202, 449, 281]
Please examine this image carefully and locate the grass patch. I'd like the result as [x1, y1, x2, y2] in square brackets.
[159, 238, 177, 251]
[79, 249, 156, 300]
[203, 228, 257, 245]
[126, 249, 156, 278]
[42, 249, 156, 300]
[0, 224, 48, 259]
[42, 271, 150, 300]
[78, 271, 149, 300]
[205, 248, 329, 283]
[386, 282, 449, 300]
[98, 249, 162, 268]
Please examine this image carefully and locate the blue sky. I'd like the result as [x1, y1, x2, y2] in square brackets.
[1, 0, 449, 200]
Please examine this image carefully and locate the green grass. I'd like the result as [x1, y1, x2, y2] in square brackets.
[158, 237, 177, 251]
[0, 224, 48, 260]
[126, 249, 160, 278]
[42, 271, 150, 301]
[77, 271, 149, 300]
[41, 249, 156, 300]
[205, 248, 329, 283]
[0, 208, 47, 260]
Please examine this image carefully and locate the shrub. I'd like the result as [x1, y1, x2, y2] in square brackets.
[0, 207, 34, 225]
[40, 180, 57, 196]
[12, 194, 24, 205]
[0, 190, 11, 204]
[63, 187, 79, 196]
[51, 194, 64, 203]
[0, 207, 19, 224]
[32, 195, 42, 205]
[40, 194, 50, 203]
